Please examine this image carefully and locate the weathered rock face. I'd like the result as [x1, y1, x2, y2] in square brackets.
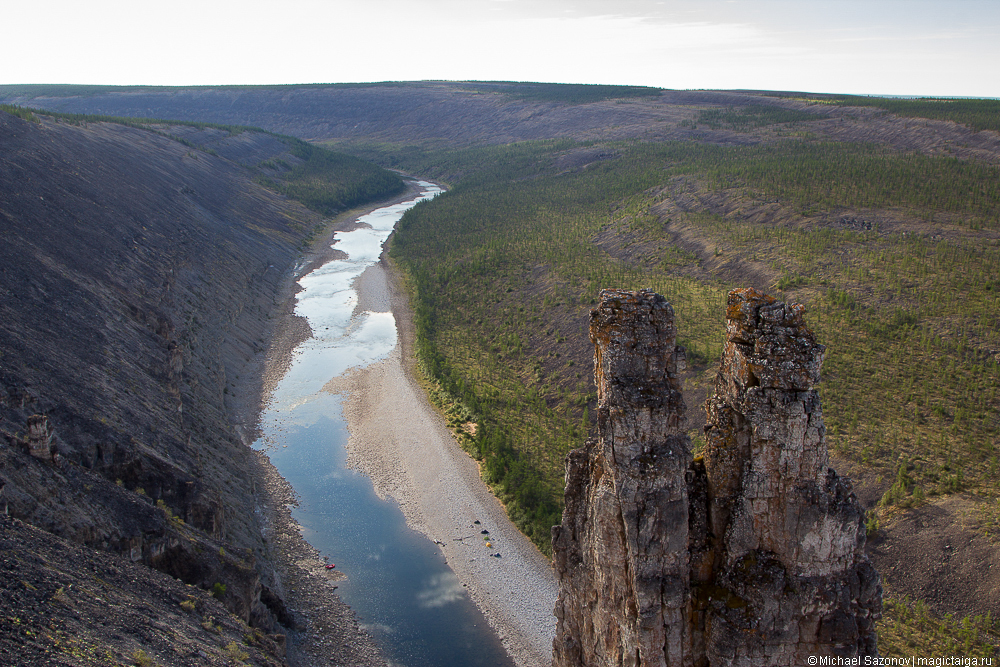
[553, 289, 692, 667]
[701, 288, 881, 664]
[553, 288, 881, 667]
[25, 414, 54, 461]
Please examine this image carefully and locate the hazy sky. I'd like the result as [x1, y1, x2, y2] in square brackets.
[6, 0, 998, 96]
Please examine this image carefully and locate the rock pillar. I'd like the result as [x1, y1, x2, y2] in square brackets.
[701, 288, 881, 665]
[553, 288, 693, 667]
[552, 288, 881, 667]
[26, 414, 53, 461]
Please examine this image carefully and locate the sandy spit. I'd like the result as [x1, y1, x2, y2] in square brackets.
[324, 258, 559, 667]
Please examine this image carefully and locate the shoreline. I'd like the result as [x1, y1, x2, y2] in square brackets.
[242, 178, 557, 667]
[323, 256, 558, 665]
[240, 182, 426, 667]
[246, 181, 426, 433]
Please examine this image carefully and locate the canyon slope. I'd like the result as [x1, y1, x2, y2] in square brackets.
[0, 110, 397, 665]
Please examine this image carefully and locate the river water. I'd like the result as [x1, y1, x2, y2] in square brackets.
[253, 182, 514, 667]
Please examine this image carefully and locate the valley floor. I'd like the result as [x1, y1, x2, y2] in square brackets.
[246, 183, 557, 667]
[235, 194, 418, 667]
[324, 257, 558, 667]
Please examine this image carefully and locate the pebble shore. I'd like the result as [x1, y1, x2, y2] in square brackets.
[248, 185, 557, 666]
[324, 259, 558, 667]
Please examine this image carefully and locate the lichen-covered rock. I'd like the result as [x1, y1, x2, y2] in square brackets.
[703, 288, 881, 665]
[552, 288, 881, 667]
[553, 289, 694, 667]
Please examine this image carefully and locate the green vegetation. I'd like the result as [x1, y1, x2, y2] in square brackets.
[0, 103, 265, 134]
[156, 499, 186, 527]
[365, 139, 1000, 228]
[354, 132, 1000, 558]
[370, 129, 999, 649]
[223, 640, 249, 663]
[0, 103, 404, 217]
[0, 103, 38, 122]
[975, 493, 1000, 543]
[877, 595, 999, 658]
[258, 139, 404, 215]
[471, 81, 663, 104]
[689, 104, 818, 130]
[132, 649, 158, 667]
[689, 141, 999, 224]
[0, 84, 190, 98]
[830, 96, 1000, 133]
[755, 91, 1000, 133]
[0, 80, 662, 106]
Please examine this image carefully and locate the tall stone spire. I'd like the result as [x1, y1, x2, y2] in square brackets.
[552, 288, 881, 667]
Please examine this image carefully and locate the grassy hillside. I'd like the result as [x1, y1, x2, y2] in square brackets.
[757, 92, 1000, 134]
[348, 129, 1000, 656]
[376, 138, 1000, 539]
[829, 96, 1000, 133]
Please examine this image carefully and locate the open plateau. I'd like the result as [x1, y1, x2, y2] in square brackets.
[1, 82, 999, 666]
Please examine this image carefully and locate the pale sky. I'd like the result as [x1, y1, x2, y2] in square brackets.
[4, 0, 999, 97]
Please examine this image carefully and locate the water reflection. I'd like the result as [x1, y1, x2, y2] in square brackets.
[416, 573, 467, 609]
[254, 182, 514, 667]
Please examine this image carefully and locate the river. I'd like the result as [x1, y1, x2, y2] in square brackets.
[252, 181, 517, 667]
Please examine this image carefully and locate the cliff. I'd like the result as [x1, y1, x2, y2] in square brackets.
[0, 109, 393, 664]
[552, 288, 881, 666]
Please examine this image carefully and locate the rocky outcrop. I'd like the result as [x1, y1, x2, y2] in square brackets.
[553, 288, 692, 666]
[552, 288, 881, 667]
[25, 414, 55, 461]
[552, 288, 693, 666]
[0, 513, 288, 666]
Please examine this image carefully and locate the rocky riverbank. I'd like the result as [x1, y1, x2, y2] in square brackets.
[321, 255, 559, 667]
[239, 183, 432, 666]
[250, 176, 559, 666]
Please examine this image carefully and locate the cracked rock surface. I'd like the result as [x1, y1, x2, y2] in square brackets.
[553, 288, 881, 667]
